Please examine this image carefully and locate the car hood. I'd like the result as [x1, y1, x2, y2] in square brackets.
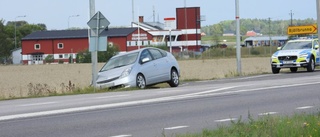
[273, 49, 311, 56]
[96, 65, 133, 83]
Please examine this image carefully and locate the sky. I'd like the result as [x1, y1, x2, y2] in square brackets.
[0, 0, 317, 30]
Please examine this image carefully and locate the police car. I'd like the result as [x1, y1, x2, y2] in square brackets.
[271, 38, 320, 74]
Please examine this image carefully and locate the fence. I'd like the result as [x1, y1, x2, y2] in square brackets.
[173, 46, 279, 60]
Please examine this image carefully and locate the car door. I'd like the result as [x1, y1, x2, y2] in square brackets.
[138, 49, 157, 84]
[313, 40, 320, 65]
[148, 49, 170, 82]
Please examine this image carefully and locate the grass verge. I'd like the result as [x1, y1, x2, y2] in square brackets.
[177, 112, 320, 137]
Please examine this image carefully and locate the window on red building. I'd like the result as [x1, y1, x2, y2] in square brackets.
[57, 43, 64, 49]
[34, 44, 40, 50]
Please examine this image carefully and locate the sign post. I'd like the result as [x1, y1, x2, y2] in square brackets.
[87, 11, 110, 90]
[287, 24, 317, 35]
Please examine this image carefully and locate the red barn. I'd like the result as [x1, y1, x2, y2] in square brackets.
[21, 28, 152, 65]
[176, 7, 201, 51]
[21, 7, 203, 65]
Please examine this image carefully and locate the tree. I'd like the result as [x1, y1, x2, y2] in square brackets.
[202, 18, 317, 36]
[0, 19, 12, 61]
[0, 20, 47, 62]
[211, 24, 224, 36]
[211, 24, 223, 45]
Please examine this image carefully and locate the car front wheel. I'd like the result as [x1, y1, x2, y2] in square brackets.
[290, 67, 298, 72]
[272, 67, 280, 74]
[168, 69, 179, 87]
[307, 57, 315, 72]
[136, 74, 146, 89]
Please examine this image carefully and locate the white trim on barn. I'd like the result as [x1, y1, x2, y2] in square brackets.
[22, 53, 76, 65]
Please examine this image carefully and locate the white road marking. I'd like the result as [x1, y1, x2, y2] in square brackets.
[96, 95, 129, 99]
[156, 89, 185, 94]
[109, 135, 132, 137]
[195, 80, 214, 83]
[19, 102, 57, 107]
[3, 81, 317, 121]
[296, 106, 314, 110]
[214, 118, 237, 122]
[236, 74, 272, 80]
[164, 125, 189, 130]
[205, 81, 320, 97]
[0, 87, 236, 121]
[258, 112, 278, 116]
[180, 83, 189, 86]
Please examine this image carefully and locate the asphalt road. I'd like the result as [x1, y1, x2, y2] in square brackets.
[0, 70, 320, 137]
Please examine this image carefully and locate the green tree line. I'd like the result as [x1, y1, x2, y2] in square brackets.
[0, 19, 46, 62]
[202, 18, 317, 36]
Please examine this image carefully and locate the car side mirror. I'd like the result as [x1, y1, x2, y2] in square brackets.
[277, 47, 281, 50]
[141, 57, 151, 63]
[315, 45, 319, 49]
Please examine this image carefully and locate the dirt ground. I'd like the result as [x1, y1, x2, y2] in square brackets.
[0, 57, 271, 98]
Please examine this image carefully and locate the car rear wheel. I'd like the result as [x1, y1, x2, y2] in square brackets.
[272, 67, 280, 74]
[168, 69, 179, 87]
[307, 57, 315, 72]
[136, 74, 146, 89]
[290, 67, 298, 72]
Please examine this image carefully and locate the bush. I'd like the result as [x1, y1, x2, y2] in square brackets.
[76, 44, 119, 63]
[58, 60, 64, 64]
[68, 55, 72, 63]
[44, 55, 54, 63]
[250, 48, 261, 55]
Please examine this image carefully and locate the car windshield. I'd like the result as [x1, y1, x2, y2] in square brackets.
[281, 41, 312, 50]
[100, 52, 139, 72]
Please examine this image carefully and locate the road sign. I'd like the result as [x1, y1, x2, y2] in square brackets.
[87, 11, 110, 35]
[287, 24, 317, 35]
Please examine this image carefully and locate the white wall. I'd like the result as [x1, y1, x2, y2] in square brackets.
[11, 48, 22, 64]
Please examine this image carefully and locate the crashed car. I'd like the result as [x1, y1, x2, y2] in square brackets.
[96, 47, 180, 89]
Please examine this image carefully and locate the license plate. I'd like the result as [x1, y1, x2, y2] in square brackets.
[283, 61, 293, 64]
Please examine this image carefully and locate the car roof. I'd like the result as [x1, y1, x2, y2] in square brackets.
[112, 47, 164, 58]
[288, 38, 318, 42]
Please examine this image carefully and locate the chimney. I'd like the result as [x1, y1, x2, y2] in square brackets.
[139, 16, 144, 22]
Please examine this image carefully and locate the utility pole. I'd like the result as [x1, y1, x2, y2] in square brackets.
[153, 5, 155, 22]
[317, 0, 320, 45]
[269, 17, 272, 54]
[132, 0, 134, 25]
[15, 15, 26, 49]
[289, 10, 294, 26]
[235, 0, 241, 75]
[89, 0, 97, 91]
[184, 0, 188, 50]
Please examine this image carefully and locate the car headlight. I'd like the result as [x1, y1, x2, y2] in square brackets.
[299, 53, 308, 58]
[271, 55, 278, 59]
[120, 67, 132, 78]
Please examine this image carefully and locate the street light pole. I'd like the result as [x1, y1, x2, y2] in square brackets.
[15, 15, 26, 49]
[235, 0, 241, 75]
[68, 14, 80, 29]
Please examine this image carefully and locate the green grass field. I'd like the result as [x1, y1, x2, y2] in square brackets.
[177, 112, 320, 137]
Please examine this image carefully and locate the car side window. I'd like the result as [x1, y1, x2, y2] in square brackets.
[159, 50, 167, 57]
[140, 49, 153, 63]
[149, 49, 163, 60]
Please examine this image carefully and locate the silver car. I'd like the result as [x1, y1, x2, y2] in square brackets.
[96, 47, 180, 89]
